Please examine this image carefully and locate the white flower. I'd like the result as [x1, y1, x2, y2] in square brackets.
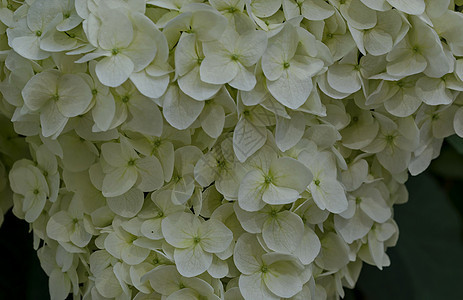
[162, 212, 233, 277]
[22, 70, 93, 138]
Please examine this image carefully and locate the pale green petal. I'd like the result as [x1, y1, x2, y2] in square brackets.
[102, 166, 138, 197]
[310, 178, 348, 214]
[334, 210, 373, 243]
[49, 269, 71, 300]
[262, 184, 300, 205]
[386, 0, 425, 15]
[178, 66, 221, 100]
[40, 101, 68, 138]
[70, 222, 92, 247]
[228, 64, 256, 91]
[95, 54, 134, 87]
[22, 70, 58, 111]
[327, 63, 361, 94]
[130, 71, 170, 98]
[98, 9, 133, 50]
[237, 169, 266, 211]
[199, 219, 233, 253]
[315, 232, 350, 271]
[294, 226, 321, 264]
[135, 156, 164, 192]
[454, 107, 463, 138]
[163, 86, 204, 130]
[174, 245, 212, 277]
[122, 243, 150, 265]
[200, 52, 239, 84]
[267, 68, 313, 110]
[301, 0, 335, 20]
[233, 233, 265, 274]
[126, 95, 163, 136]
[162, 212, 199, 248]
[101, 142, 127, 167]
[275, 113, 305, 152]
[271, 157, 312, 192]
[262, 210, 304, 254]
[191, 10, 228, 42]
[107, 188, 144, 218]
[239, 272, 279, 300]
[236, 29, 268, 66]
[46, 211, 73, 242]
[233, 118, 267, 163]
[11, 35, 50, 60]
[141, 218, 163, 240]
[123, 13, 157, 72]
[415, 77, 453, 106]
[207, 255, 228, 278]
[263, 260, 303, 298]
[201, 104, 225, 138]
[340, 0, 377, 30]
[360, 192, 391, 223]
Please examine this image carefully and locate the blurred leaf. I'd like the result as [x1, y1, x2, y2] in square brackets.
[356, 173, 463, 300]
[430, 144, 463, 179]
[446, 135, 463, 155]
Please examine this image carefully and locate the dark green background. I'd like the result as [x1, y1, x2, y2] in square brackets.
[1, 137, 463, 299]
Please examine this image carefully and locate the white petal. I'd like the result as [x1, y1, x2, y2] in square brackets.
[40, 102, 68, 138]
[130, 71, 170, 98]
[234, 233, 265, 275]
[178, 66, 221, 100]
[263, 260, 303, 298]
[174, 245, 212, 277]
[201, 104, 225, 138]
[415, 77, 453, 106]
[97, 9, 133, 50]
[162, 212, 199, 248]
[126, 95, 163, 136]
[95, 54, 134, 87]
[310, 178, 348, 214]
[107, 188, 144, 218]
[162, 86, 204, 130]
[22, 70, 58, 111]
[11, 35, 50, 60]
[233, 118, 267, 163]
[294, 226, 321, 264]
[262, 184, 300, 205]
[239, 273, 279, 300]
[56, 74, 92, 117]
[262, 210, 304, 254]
[386, 0, 425, 15]
[135, 156, 164, 192]
[199, 219, 233, 253]
[267, 68, 313, 110]
[238, 170, 265, 212]
[102, 166, 138, 197]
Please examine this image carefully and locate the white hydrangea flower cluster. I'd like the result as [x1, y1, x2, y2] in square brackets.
[0, 0, 463, 299]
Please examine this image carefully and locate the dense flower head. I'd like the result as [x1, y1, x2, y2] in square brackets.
[0, 0, 462, 299]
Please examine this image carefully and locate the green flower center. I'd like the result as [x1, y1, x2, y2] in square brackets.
[261, 265, 268, 273]
[35, 30, 42, 37]
[122, 96, 129, 103]
[33, 189, 39, 195]
[91, 89, 98, 95]
[231, 54, 240, 61]
[111, 48, 119, 55]
[283, 62, 290, 69]
[314, 179, 321, 186]
[128, 159, 136, 166]
[193, 237, 201, 244]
